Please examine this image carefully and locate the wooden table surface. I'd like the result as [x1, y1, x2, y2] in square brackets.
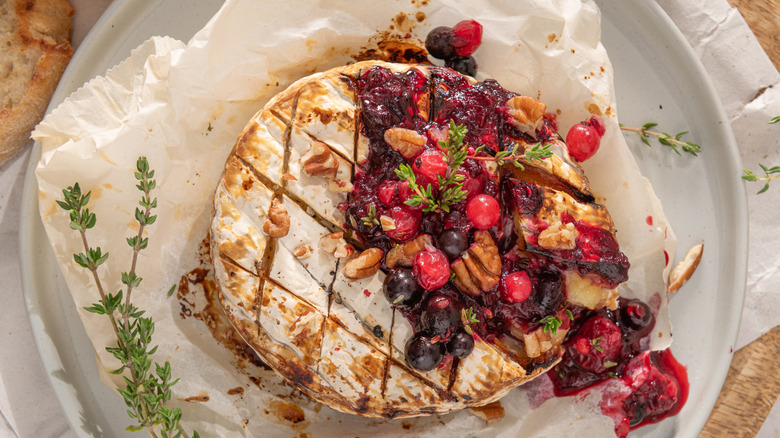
[700, 1, 780, 436]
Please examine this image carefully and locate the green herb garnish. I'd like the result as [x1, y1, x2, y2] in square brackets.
[462, 307, 480, 336]
[540, 315, 562, 335]
[360, 204, 380, 226]
[59, 157, 197, 438]
[619, 122, 701, 156]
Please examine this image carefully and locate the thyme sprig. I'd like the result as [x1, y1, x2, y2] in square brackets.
[461, 307, 480, 336]
[472, 142, 553, 169]
[540, 315, 562, 335]
[395, 120, 469, 213]
[742, 116, 780, 194]
[59, 157, 197, 438]
[743, 163, 780, 194]
[394, 121, 554, 213]
[620, 122, 701, 156]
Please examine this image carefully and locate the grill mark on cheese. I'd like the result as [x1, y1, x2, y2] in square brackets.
[235, 154, 364, 251]
[446, 357, 460, 392]
[219, 252, 258, 278]
[380, 310, 395, 398]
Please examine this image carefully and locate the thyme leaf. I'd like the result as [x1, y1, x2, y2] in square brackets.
[540, 315, 562, 335]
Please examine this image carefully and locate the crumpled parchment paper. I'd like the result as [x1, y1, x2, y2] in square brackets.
[32, 0, 675, 436]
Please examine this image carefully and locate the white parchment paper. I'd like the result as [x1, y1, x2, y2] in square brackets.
[32, 0, 675, 436]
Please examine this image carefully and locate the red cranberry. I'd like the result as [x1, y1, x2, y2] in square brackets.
[565, 121, 602, 162]
[466, 194, 500, 230]
[405, 332, 445, 371]
[413, 246, 450, 290]
[459, 170, 484, 200]
[397, 181, 422, 211]
[425, 26, 456, 60]
[447, 330, 475, 358]
[567, 315, 622, 374]
[420, 293, 460, 338]
[412, 149, 448, 190]
[500, 271, 532, 303]
[377, 181, 399, 206]
[385, 206, 421, 242]
[451, 19, 483, 57]
[437, 229, 469, 260]
[587, 115, 606, 136]
[383, 269, 422, 307]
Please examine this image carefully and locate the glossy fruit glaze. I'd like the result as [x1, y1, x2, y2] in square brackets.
[549, 298, 689, 437]
[340, 64, 685, 431]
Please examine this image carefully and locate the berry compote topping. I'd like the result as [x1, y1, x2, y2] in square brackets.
[342, 63, 685, 432]
[548, 298, 689, 437]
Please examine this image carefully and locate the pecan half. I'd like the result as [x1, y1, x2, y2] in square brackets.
[385, 234, 433, 269]
[537, 222, 578, 250]
[263, 198, 290, 238]
[343, 248, 384, 279]
[507, 95, 546, 136]
[301, 140, 339, 180]
[320, 232, 353, 258]
[384, 127, 427, 159]
[451, 231, 501, 296]
[668, 243, 704, 292]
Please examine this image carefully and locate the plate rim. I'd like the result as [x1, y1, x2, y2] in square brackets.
[19, 1, 748, 437]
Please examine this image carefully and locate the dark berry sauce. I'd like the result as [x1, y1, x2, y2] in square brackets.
[343, 65, 685, 433]
[548, 298, 689, 437]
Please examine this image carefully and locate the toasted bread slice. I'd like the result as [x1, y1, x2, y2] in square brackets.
[0, 0, 74, 166]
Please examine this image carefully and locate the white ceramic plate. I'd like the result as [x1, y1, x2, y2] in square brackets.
[20, 1, 747, 437]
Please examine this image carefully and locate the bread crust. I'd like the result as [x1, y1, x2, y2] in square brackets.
[0, 0, 74, 166]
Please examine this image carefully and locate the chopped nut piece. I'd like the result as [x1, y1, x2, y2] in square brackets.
[385, 234, 433, 268]
[343, 248, 384, 279]
[379, 215, 396, 232]
[293, 244, 313, 260]
[507, 95, 547, 135]
[451, 231, 501, 296]
[668, 243, 704, 292]
[521, 323, 567, 358]
[320, 232, 353, 258]
[471, 401, 505, 422]
[263, 198, 290, 238]
[384, 127, 427, 159]
[537, 222, 578, 250]
[301, 140, 339, 180]
[281, 173, 298, 181]
[328, 179, 353, 193]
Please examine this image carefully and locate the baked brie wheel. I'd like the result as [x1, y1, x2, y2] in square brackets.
[210, 60, 629, 418]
